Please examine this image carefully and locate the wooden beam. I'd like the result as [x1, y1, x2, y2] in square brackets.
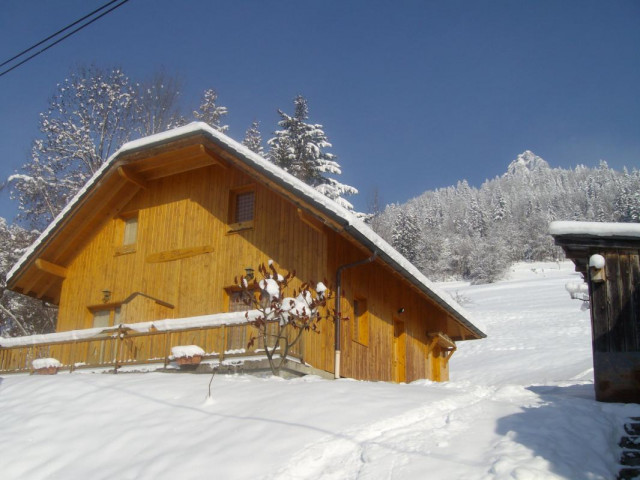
[35, 259, 67, 279]
[203, 146, 228, 169]
[36, 277, 59, 300]
[146, 245, 214, 263]
[21, 271, 44, 300]
[428, 331, 456, 350]
[297, 208, 325, 234]
[118, 166, 148, 189]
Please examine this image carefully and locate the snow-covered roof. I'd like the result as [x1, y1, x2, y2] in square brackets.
[7, 122, 485, 339]
[549, 221, 640, 239]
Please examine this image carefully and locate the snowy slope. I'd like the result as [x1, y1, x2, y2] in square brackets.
[1, 262, 638, 480]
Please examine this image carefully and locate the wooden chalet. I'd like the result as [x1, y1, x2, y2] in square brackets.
[550, 221, 640, 402]
[2, 123, 485, 381]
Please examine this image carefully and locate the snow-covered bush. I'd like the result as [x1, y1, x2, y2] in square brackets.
[233, 261, 333, 376]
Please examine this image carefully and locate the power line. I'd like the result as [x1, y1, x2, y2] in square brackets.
[0, 0, 131, 78]
[0, 0, 122, 69]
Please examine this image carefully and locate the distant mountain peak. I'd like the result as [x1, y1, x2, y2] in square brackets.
[506, 151, 550, 177]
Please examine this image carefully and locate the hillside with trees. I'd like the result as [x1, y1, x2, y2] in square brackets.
[1, 65, 638, 335]
[372, 151, 640, 284]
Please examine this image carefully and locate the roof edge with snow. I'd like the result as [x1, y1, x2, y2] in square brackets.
[549, 221, 640, 239]
[7, 122, 485, 339]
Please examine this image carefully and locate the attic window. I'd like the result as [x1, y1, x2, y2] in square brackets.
[115, 212, 138, 255]
[228, 186, 255, 232]
[123, 216, 138, 245]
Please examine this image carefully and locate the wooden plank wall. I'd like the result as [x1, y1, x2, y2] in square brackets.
[326, 231, 451, 382]
[56, 164, 327, 334]
[591, 249, 640, 353]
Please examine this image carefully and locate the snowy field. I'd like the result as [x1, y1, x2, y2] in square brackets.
[2, 261, 638, 479]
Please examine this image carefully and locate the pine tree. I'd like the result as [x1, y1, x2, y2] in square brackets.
[268, 95, 358, 210]
[194, 88, 228, 132]
[492, 187, 508, 222]
[392, 210, 420, 264]
[242, 120, 264, 155]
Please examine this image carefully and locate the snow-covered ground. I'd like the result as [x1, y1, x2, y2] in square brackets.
[1, 261, 638, 479]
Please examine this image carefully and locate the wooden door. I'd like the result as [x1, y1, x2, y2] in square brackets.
[393, 318, 406, 382]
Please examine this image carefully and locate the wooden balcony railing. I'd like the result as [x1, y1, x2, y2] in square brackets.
[0, 321, 304, 374]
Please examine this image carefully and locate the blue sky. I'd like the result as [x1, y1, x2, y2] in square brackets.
[0, 0, 638, 220]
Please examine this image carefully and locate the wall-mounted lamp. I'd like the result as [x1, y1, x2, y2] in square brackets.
[245, 267, 255, 280]
[397, 307, 405, 314]
[102, 289, 112, 303]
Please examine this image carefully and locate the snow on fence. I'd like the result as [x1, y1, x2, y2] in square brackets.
[0, 320, 299, 374]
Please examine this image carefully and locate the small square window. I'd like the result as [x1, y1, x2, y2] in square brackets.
[93, 309, 111, 328]
[228, 186, 256, 232]
[226, 286, 268, 312]
[115, 212, 138, 255]
[235, 191, 255, 223]
[123, 217, 138, 245]
[228, 290, 253, 312]
[91, 306, 121, 328]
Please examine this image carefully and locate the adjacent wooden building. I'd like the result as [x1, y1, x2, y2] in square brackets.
[4, 123, 485, 381]
[551, 221, 640, 402]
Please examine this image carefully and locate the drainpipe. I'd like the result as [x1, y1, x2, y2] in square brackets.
[334, 251, 377, 379]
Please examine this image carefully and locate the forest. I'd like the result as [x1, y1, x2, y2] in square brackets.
[373, 151, 640, 284]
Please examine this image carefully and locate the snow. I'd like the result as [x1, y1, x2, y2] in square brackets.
[0, 310, 261, 347]
[259, 278, 280, 300]
[7, 123, 483, 340]
[589, 254, 606, 269]
[550, 221, 640, 238]
[171, 345, 205, 359]
[1, 261, 635, 479]
[565, 281, 589, 300]
[31, 357, 61, 369]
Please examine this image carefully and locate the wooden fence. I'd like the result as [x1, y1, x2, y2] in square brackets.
[0, 321, 303, 374]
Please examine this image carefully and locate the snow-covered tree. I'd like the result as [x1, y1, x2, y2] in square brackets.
[8, 66, 137, 229]
[373, 151, 638, 284]
[392, 210, 421, 265]
[268, 95, 358, 210]
[7, 66, 228, 231]
[0, 217, 57, 336]
[194, 88, 228, 132]
[135, 70, 186, 136]
[242, 120, 264, 155]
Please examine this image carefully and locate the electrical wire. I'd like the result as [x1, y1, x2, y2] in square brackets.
[0, 0, 131, 78]
[0, 0, 122, 69]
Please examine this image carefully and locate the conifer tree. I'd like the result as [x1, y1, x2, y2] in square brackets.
[392, 210, 420, 264]
[268, 95, 358, 210]
[242, 120, 264, 155]
[194, 88, 228, 132]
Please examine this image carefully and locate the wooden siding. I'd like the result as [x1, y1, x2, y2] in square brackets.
[57, 164, 326, 332]
[326, 231, 451, 382]
[9, 143, 470, 382]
